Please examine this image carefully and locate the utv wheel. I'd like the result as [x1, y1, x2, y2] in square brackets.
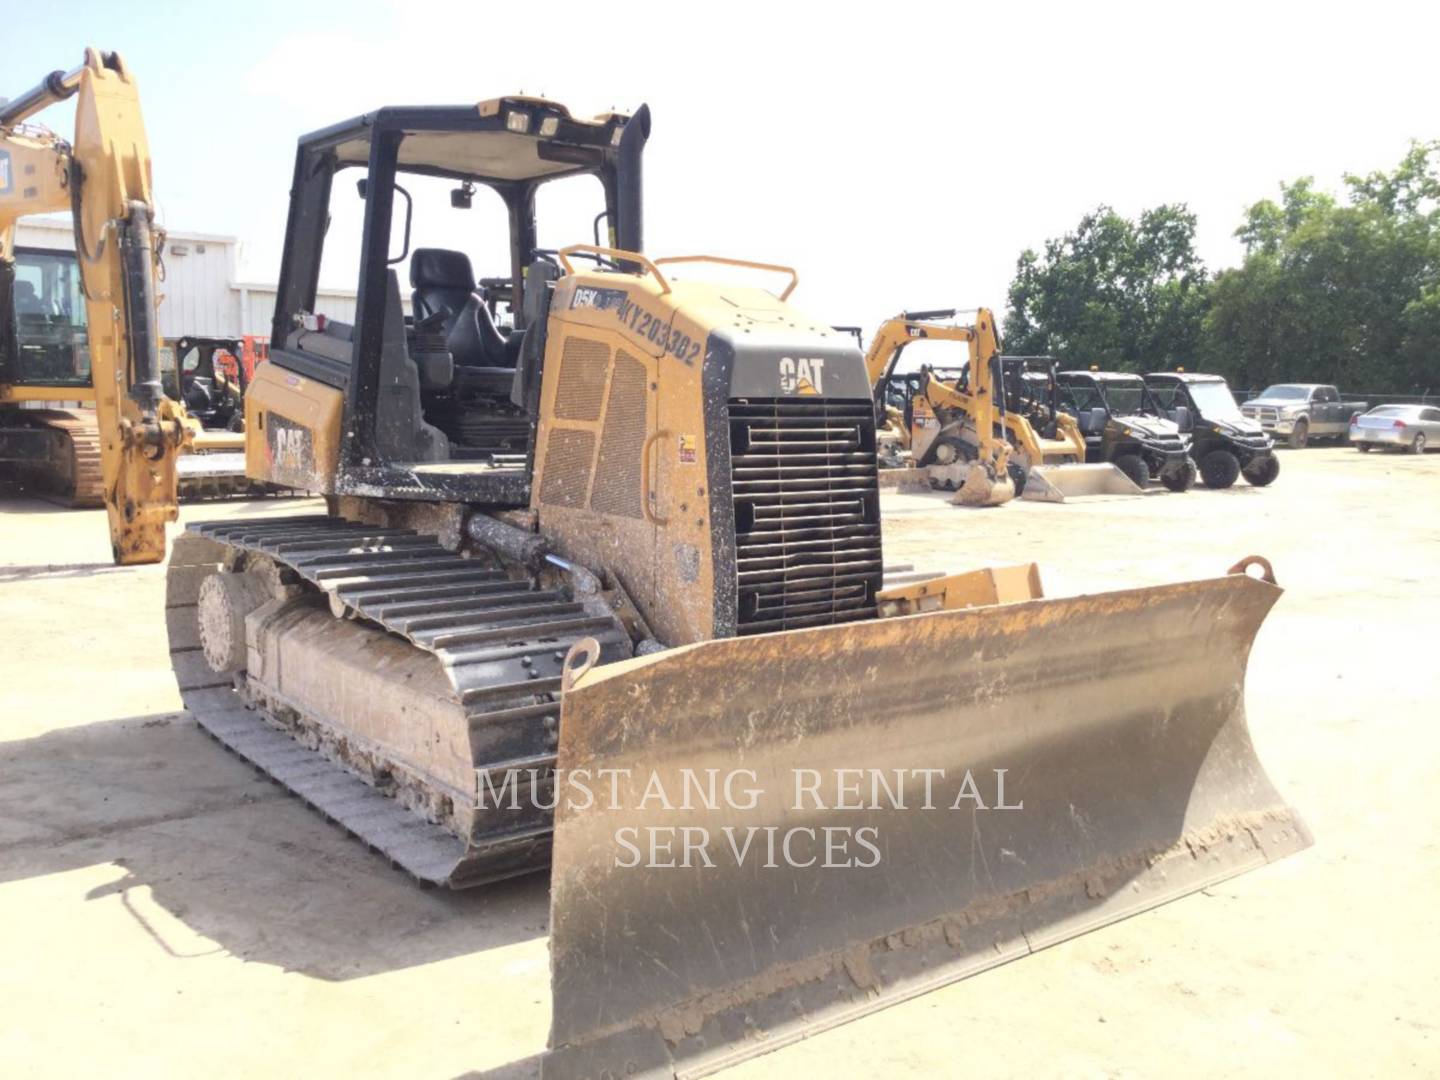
[1412, 433, 1427, 454]
[1357, 442, 1372, 452]
[1161, 457, 1197, 493]
[1114, 453, 1149, 489]
[1241, 454, 1280, 487]
[1199, 449, 1240, 489]
[1287, 419, 1309, 449]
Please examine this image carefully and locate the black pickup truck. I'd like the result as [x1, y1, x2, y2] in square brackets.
[1240, 384, 1367, 448]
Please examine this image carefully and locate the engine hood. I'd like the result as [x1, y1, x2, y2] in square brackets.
[1204, 415, 1265, 436]
[1116, 414, 1181, 438]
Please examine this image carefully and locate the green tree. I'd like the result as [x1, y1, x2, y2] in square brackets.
[1003, 204, 1208, 371]
[1203, 141, 1440, 394]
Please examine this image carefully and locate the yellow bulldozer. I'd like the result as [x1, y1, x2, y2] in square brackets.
[866, 310, 1142, 502]
[38, 63, 1308, 1077]
[0, 57, 254, 511]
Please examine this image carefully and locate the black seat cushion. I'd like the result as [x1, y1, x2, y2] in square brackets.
[446, 292, 516, 396]
[410, 248, 476, 332]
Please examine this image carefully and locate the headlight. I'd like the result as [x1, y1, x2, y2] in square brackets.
[1280, 405, 1301, 415]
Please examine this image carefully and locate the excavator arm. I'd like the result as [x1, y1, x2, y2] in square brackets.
[0, 50, 185, 563]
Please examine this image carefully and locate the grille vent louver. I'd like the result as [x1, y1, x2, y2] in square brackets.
[727, 399, 882, 635]
[589, 351, 648, 519]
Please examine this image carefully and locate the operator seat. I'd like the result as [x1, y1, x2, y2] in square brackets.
[13, 281, 44, 315]
[446, 291, 518, 396]
[410, 248, 476, 334]
[1077, 407, 1108, 437]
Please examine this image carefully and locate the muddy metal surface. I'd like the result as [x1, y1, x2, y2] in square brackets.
[1, 447, 1436, 1077]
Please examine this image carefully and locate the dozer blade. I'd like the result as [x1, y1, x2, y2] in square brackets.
[175, 451, 279, 500]
[1023, 462, 1143, 502]
[544, 564, 1309, 1079]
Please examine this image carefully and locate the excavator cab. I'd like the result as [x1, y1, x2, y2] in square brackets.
[0, 247, 91, 389]
[247, 97, 649, 500]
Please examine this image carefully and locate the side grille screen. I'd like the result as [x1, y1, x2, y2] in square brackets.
[554, 337, 610, 421]
[589, 350, 649, 519]
[539, 428, 596, 508]
[727, 399, 882, 635]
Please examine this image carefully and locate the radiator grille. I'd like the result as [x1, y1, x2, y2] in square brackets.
[590, 350, 649, 519]
[554, 337, 610, 421]
[539, 428, 596, 508]
[727, 399, 882, 635]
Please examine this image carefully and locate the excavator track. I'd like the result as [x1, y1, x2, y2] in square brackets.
[166, 514, 631, 887]
[21, 409, 104, 506]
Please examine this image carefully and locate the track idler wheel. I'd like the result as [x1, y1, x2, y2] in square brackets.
[198, 570, 272, 674]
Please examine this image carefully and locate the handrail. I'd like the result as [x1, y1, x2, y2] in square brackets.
[651, 255, 799, 301]
[556, 244, 671, 295]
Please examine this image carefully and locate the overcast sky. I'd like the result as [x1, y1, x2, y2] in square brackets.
[6, 0, 1437, 336]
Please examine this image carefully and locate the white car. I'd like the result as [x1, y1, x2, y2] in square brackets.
[1349, 405, 1440, 453]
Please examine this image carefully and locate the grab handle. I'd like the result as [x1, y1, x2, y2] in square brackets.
[641, 429, 672, 525]
[652, 254, 799, 301]
[557, 244, 671, 295]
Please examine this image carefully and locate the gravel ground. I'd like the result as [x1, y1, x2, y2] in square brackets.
[1, 445, 1435, 1077]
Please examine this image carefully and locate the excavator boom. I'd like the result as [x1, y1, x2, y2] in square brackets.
[1, 51, 184, 561]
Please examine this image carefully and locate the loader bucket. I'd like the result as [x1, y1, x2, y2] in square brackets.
[1023, 462, 1143, 502]
[543, 563, 1309, 1079]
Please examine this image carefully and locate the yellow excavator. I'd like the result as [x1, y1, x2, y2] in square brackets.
[866, 310, 1140, 501]
[151, 96, 1311, 1078]
[0, 51, 189, 558]
[0, 56, 250, 518]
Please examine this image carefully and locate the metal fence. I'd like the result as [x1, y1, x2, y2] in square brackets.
[1234, 390, 1436, 406]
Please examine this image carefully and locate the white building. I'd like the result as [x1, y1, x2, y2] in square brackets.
[14, 216, 365, 340]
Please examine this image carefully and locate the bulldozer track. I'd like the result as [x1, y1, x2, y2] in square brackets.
[166, 514, 630, 887]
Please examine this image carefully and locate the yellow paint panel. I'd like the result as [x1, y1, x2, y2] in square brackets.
[244, 363, 343, 491]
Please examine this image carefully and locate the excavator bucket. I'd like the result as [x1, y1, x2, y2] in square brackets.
[925, 463, 1017, 507]
[953, 466, 1015, 507]
[1023, 463, 1143, 502]
[543, 563, 1309, 1079]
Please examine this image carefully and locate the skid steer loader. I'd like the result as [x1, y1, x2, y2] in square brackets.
[162, 99, 1310, 1078]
